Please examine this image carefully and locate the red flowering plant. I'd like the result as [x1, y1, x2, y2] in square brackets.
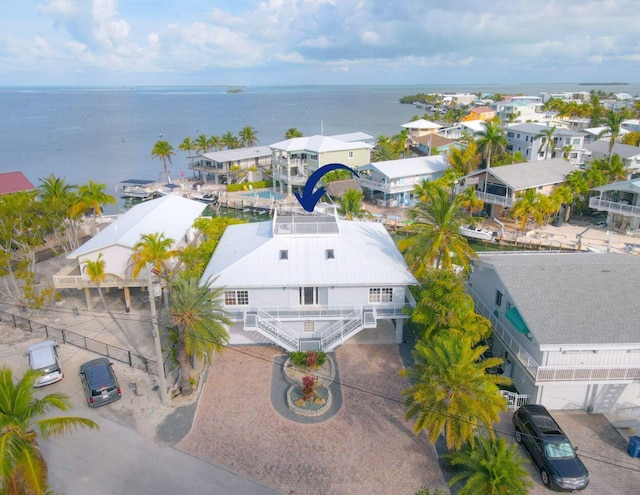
[301, 375, 317, 401]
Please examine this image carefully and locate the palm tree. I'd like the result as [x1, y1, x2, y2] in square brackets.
[401, 335, 510, 450]
[413, 179, 439, 203]
[151, 140, 175, 183]
[535, 125, 557, 159]
[336, 188, 371, 220]
[509, 189, 545, 233]
[457, 187, 484, 217]
[597, 110, 625, 164]
[238, 125, 258, 147]
[475, 121, 507, 169]
[0, 366, 99, 495]
[398, 187, 475, 277]
[372, 142, 397, 162]
[195, 134, 211, 154]
[284, 128, 303, 139]
[179, 137, 196, 168]
[130, 232, 181, 316]
[37, 174, 80, 251]
[448, 141, 480, 175]
[208, 135, 222, 151]
[411, 270, 492, 343]
[447, 436, 533, 495]
[221, 131, 239, 150]
[71, 180, 116, 223]
[170, 273, 230, 395]
[591, 155, 628, 183]
[82, 253, 108, 311]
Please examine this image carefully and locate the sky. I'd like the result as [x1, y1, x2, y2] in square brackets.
[0, 0, 638, 86]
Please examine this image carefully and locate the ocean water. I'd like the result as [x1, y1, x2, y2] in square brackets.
[0, 83, 637, 212]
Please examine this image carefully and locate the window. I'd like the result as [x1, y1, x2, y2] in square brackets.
[225, 290, 249, 306]
[326, 249, 335, 259]
[303, 321, 315, 333]
[495, 290, 503, 307]
[348, 151, 354, 159]
[299, 287, 318, 305]
[369, 287, 393, 303]
[280, 250, 288, 260]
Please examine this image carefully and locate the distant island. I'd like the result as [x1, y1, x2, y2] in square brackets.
[579, 82, 628, 86]
[227, 88, 244, 93]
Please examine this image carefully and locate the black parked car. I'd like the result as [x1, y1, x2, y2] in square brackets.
[79, 358, 122, 408]
[512, 404, 589, 491]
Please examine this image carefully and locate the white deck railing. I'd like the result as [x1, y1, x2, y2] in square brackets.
[589, 197, 640, 217]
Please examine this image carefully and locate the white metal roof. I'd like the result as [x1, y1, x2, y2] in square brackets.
[200, 146, 272, 163]
[359, 155, 448, 180]
[330, 132, 375, 143]
[201, 219, 417, 288]
[68, 195, 206, 258]
[401, 119, 441, 130]
[269, 135, 371, 153]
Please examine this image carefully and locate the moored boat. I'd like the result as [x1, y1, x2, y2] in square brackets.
[118, 179, 158, 201]
[460, 224, 496, 241]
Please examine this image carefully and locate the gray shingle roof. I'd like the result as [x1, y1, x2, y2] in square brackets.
[476, 253, 640, 346]
[486, 158, 576, 190]
[586, 140, 640, 159]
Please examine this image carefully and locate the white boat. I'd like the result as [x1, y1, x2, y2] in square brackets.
[460, 224, 496, 241]
[118, 179, 158, 201]
[191, 192, 219, 204]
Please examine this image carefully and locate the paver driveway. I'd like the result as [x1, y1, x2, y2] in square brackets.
[177, 344, 450, 495]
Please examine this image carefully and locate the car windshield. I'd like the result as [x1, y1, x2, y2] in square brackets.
[545, 441, 576, 459]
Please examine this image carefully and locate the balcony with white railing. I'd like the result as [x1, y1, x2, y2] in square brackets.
[236, 302, 410, 351]
[468, 285, 640, 384]
[272, 170, 309, 186]
[589, 197, 640, 218]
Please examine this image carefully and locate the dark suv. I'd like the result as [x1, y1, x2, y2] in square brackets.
[513, 404, 589, 491]
[79, 358, 122, 408]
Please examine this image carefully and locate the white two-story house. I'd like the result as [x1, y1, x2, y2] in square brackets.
[468, 252, 640, 413]
[201, 206, 417, 352]
[506, 123, 587, 165]
[270, 135, 371, 196]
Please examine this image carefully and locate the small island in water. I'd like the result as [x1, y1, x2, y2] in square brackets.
[579, 82, 628, 86]
[227, 87, 244, 93]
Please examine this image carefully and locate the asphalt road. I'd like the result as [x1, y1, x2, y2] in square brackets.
[40, 415, 281, 495]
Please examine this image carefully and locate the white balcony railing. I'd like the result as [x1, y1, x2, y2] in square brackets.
[358, 178, 416, 194]
[589, 197, 640, 217]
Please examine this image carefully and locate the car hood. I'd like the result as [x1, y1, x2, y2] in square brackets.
[547, 455, 588, 480]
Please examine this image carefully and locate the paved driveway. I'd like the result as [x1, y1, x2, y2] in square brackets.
[498, 410, 640, 495]
[177, 345, 450, 495]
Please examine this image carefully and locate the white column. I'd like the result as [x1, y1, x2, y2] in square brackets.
[394, 319, 404, 344]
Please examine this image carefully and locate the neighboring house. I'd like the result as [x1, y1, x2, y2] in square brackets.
[201, 206, 417, 351]
[358, 155, 449, 206]
[330, 132, 376, 146]
[582, 127, 630, 145]
[189, 146, 272, 185]
[454, 158, 576, 218]
[402, 119, 441, 141]
[439, 120, 486, 140]
[0, 171, 35, 195]
[505, 123, 587, 165]
[585, 140, 640, 176]
[411, 134, 461, 157]
[461, 106, 496, 122]
[270, 135, 371, 196]
[468, 252, 640, 412]
[589, 179, 640, 232]
[53, 195, 206, 310]
[491, 100, 541, 122]
[622, 119, 640, 133]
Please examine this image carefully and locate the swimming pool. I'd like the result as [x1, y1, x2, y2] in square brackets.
[240, 190, 286, 200]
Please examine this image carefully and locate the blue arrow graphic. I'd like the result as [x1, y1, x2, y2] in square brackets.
[294, 163, 360, 212]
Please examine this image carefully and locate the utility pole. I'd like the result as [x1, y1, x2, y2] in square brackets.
[148, 267, 169, 406]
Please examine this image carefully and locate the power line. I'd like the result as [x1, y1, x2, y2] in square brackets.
[3, 301, 640, 473]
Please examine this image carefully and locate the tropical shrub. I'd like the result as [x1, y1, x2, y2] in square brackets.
[288, 350, 326, 368]
[301, 375, 317, 401]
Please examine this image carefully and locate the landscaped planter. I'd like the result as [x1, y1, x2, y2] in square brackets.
[286, 383, 332, 417]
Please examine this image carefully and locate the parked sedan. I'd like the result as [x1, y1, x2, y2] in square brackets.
[26, 341, 64, 387]
[513, 404, 589, 491]
[79, 358, 122, 408]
